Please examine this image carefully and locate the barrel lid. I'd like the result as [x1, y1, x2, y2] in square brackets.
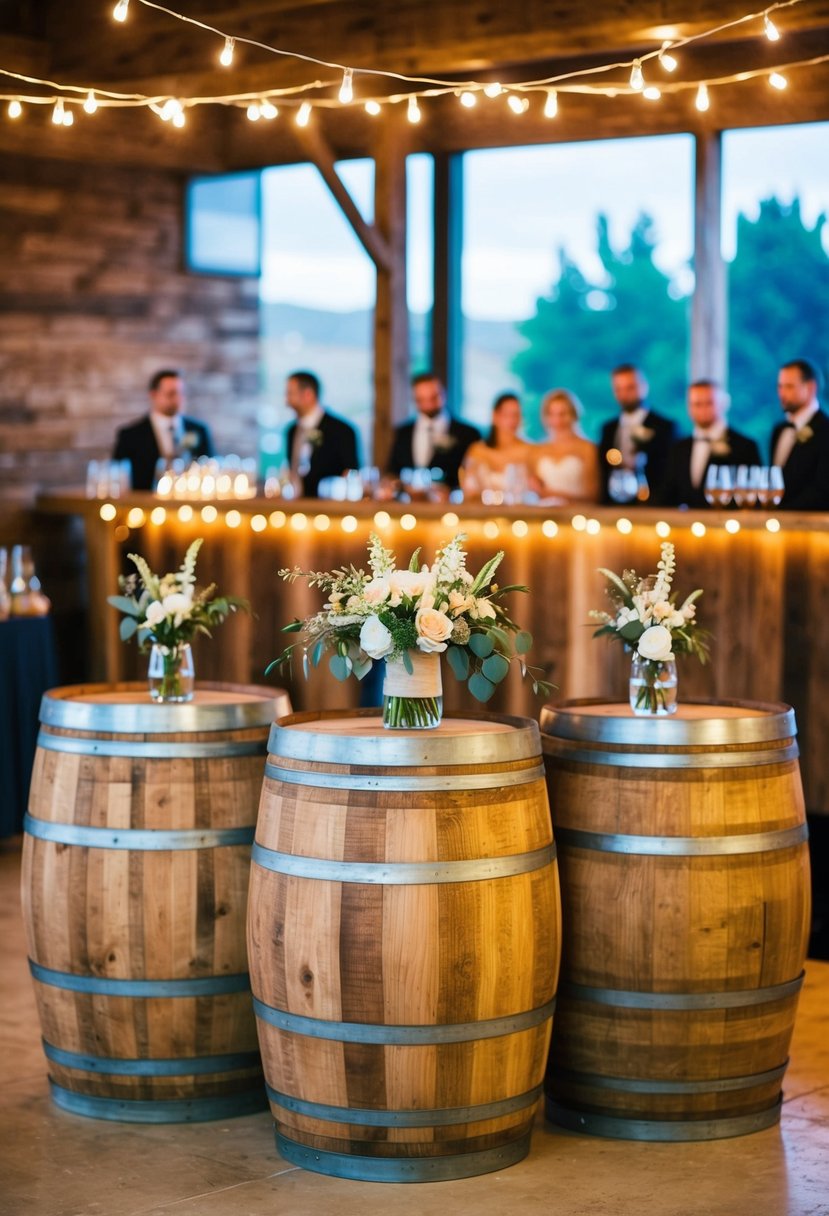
[40, 682, 290, 733]
[539, 699, 797, 746]
[269, 709, 541, 766]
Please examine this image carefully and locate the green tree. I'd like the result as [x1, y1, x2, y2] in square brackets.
[728, 198, 829, 455]
[513, 213, 690, 441]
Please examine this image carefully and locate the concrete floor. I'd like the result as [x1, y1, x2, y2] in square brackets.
[1, 838, 828, 1216]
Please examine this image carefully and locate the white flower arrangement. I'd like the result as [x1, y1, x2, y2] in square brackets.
[268, 532, 552, 704]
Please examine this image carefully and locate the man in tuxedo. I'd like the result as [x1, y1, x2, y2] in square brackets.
[771, 358, 829, 511]
[113, 369, 214, 491]
[386, 372, 480, 491]
[284, 370, 359, 498]
[656, 380, 760, 508]
[599, 364, 676, 504]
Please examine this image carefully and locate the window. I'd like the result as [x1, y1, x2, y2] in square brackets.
[186, 172, 261, 276]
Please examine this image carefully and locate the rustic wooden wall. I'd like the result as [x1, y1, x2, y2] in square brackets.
[0, 155, 262, 508]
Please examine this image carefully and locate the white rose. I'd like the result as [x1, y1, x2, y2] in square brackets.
[651, 601, 674, 622]
[471, 597, 497, 621]
[667, 610, 685, 629]
[637, 624, 674, 662]
[415, 607, 453, 653]
[616, 606, 639, 626]
[144, 600, 167, 628]
[362, 578, 390, 606]
[359, 615, 394, 660]
[162, 592, 193, 626]
[388, 569, 435, 602]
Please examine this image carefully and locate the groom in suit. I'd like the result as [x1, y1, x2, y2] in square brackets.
[599, 364, 676, 504]
[284, 370, 359, 498]
[770, 358, 829, 511]
[386, 372, 480, 491]
[113, 369, 214, 491]
[656, 380, 760, 508]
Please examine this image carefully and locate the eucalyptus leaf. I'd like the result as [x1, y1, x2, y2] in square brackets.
[302, 651, 311, 680]
[515, 630, 533, 655]
[311, 639, 326, 667]
[468, 633, 494, 658]
[481, 652, 510, 684]
[446, 645, 470, 680]
[402, 650, 414, 674]
[619, 621, 644, 642]
[108, 595, 143, 616]
[468, 671, 496, 702]
[329, 654, 352, 681]
[119, 616, 138, 641]
[488, 625, 513, 653]
[351, 656, 373, 681]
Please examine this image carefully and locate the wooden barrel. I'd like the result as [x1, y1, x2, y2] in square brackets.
[248, 710, 561, 1182]
[21, 681, 290, 1123]
[540, 700, 811, 1141]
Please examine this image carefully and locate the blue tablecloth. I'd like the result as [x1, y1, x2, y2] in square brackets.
[0, 617, 59, 837]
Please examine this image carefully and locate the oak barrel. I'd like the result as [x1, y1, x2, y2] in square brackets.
[540, 700, 811, 1141]
[248, 710, 561, 1182]
[21, 682, 290, 1122]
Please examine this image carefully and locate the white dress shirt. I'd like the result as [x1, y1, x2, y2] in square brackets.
[615, 407, 647, 469]
[773, 401, 819, 468]
[412, 411, 450, 468]
[150, 412, 181, 460]
[690, 421, 728, 489]
[292, 404, 325, 473]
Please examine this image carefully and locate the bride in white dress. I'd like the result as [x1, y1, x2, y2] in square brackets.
[533, 388, 600, 504]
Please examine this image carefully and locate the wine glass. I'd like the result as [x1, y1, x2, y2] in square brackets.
[769, 465, 785, 506]
[608, 468, 639, 504]
[704, 465, 719, 506]
[753, 466, 772, 508]
[732, 465, 750, 508]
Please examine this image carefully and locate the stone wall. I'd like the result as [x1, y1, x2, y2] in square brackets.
[0, 154, 262, 506]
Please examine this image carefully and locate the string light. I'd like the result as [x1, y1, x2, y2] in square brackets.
[659, 41, 679, 71]
[364, 99, 381, 115]
[83, 91, 98, 114]
[399, 514, 416, 531]
[543, 88, 558, 117]
[296, 101, 312, 126]
[171, 104, 185, 128]
[769, 71, 788, 88]
[51, 97, 65, 125]
[764, 12, 781, 40]
[616, 518, 633, 534]
[542, 520, 558, 538]
[290, 512, 308, 531]
[655, 521, 672, 537]
[725, 518, 741, 533]
[483, 82, 502, 98]
[7, 100, 22, 119]
[643, 85, 661, 100]
[695, 82, 710, 110]
[373, 510, 392, 529]
[407, 96, 421, 123]
[459, 91, 477, 108]
[251, 514, 267, 532]
[219, 36, 235, 67]
[112, 0, 129, 22]
[507, 94, 529, 114]
[691, 521, 707, 537]
[260, 99, 278, 119]
[246, 101, 261, 121]
[201, 505, 218, 523]
[99, 503, 117, 522]
[629, 59, 644, 91]
[338, 67, 353, 104]
[177, 504, 193, 522]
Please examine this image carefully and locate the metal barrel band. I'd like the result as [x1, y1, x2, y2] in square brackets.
[29, 959, 252, 998]
[271, 711, 541, 767]
[275, 1132, 531, 1182]
[42, 1040, 262, 1077]
[559, 973, 804, 1010]
[542, 740, 800, 769]
[553, 822, 808, 856]
[264, 760, 546, 792]
[253, 995, 555, 1043]
[251, 841, 556, 885]
[539, 701, 796, 745]
[40, 687, 282, 733]
[546, 1098, 782, 1142]
[24, 814, 254, 852]
[267, 1083, 543, 1127]
[49, 1081, 268, 1124]
[548, 1062, 788, 1095]
[37, 732, 267, 759]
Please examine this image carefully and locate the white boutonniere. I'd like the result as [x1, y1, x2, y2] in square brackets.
[304, 428, 324, 449]
[180, 430, 200, 452]
[433, 433, 458, 453]
[632, 426, 655, 447]
[709, 439, 731, 457]
[796, 425, 814, 444]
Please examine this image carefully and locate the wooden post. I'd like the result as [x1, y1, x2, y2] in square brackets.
[432, 152, 464, 412]
[691, 131, 726, 385]
[373, 115, 410, 467]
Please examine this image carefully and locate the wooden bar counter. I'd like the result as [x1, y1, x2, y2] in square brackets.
[35, 491, 829, 816]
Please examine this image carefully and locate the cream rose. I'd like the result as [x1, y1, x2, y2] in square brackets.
[415, 607, 453, 653]
[362, 578, 390, 606]
[637, 624, 674, 662]
[388, 569, 435, 603]
[359, 615, 395, 660]
[162, 592, 193, 625]
[470, 597, 497, 621]
[144, 600, 167, 628]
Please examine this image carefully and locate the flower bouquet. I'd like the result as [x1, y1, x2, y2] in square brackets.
[268, 533, 552, 729]
[108, 538, 248, 702]
[590, 542, 709, 715]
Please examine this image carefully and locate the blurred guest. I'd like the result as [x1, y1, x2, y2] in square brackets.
[657, 380, 760, 508]
[771, 358, 829, 511]
[113, 369, 213, 491]
[533, 388, 600, 503]
[387, 372, 479, 491]
[599, 364, 675, 503]
[460, 392, 534, 499]
[284, 370, 359, 498]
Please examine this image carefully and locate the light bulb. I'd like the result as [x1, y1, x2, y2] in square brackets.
[172, 106, 185, 128]
[629, 59, 644, 91]
[296, 101, 312, 126]
[459, 91, 477, 108]
[407, 96, 421, 123]
[51, 97, 65, 125]
[160, 98, 179, 121]
[507, 94, 529, 113]
[8, 100, 22, 119]
[643, 85, 661, 100]
[338, 67, 353, 104]
[769, 72, 787, 90]
[62, 108, 74, 127]
[113, 0, 129, 21]
[219, 36, 235, 67]
[544, 88, 558, 117]
[365, 99, 381, 115]
[260, 100, 278, 119]
[659, 42, 678, 72]
[764, 12, 780, 40]
[247, 102, 261, 121]
[483, 82, 502, 98]
[695, 82, 710, 111]
[83, 90, 98, 114]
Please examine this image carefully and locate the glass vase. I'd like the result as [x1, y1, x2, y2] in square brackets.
[629, 653, 678, 716]
[148, 642, 195, 703]
[382, 650, 443, 730]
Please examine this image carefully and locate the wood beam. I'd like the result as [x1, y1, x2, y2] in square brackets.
[432, 152, 464, 408]
[691, 132, 726, 385]
[373, 113, 410, 465]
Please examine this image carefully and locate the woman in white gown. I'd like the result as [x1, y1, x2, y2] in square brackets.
[460, 393, 535, 502]
[533, 388, 600, 504]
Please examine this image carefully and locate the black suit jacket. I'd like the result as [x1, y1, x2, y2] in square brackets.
[387, 418, 481, 490]
[656, 428, 761, 509]
[770, 410, 829, 511]
[599, 409, 676, 504]
[113, 415, 214, 491]
[286, 411, 360, 498]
